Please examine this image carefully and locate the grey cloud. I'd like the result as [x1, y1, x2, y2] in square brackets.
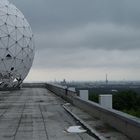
[33, 48, 140, 69]
[10, 0, 140, 51]
[10, 0, 140, 74]
[35, 23, 140, 51]
[11, 0, 140, 31]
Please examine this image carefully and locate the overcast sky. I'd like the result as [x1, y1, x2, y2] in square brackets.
[10, 0, 140, 81]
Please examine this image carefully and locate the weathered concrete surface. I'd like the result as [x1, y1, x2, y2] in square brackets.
[0, 88, 95, 140]
[63, 103, 130, 140]
[46, 83, 140, 140]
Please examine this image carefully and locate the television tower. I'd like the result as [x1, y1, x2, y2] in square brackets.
[106, 74, 108, 84]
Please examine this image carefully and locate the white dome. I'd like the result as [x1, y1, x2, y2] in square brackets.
[0, 0, 35, 88]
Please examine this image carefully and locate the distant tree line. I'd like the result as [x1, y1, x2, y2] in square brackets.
[89, 90, 140, 118]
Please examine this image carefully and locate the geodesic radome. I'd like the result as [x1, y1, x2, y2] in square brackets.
[0, 0, 35, 89]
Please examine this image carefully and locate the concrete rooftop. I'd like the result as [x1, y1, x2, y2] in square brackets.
[0, 88, 95, 140]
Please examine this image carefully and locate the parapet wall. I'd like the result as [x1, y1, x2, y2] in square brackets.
[46, 83, 76, 103]
[46, 83, 140, 140]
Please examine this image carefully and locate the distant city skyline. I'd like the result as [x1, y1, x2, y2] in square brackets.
[11, 0, 140, 81]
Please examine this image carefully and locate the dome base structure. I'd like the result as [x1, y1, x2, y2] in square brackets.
[0, 77, 22, 90]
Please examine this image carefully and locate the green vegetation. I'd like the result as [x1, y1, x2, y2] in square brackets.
[113, 90, 140, 118]
[89, 92, 99, 103]
[89, 90, 140, 118]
